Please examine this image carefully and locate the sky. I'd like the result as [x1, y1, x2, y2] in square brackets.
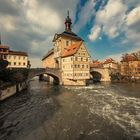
[0, 0, 140, 67]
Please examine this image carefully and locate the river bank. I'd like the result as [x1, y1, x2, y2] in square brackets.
[0, 81, 27, 101]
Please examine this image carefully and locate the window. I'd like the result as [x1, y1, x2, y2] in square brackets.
[3, 55, 7, 59]
[19, 56, 21, 59]
[14, 62, 16, 65]
[23, 62, 26, 65]
[19, 62, 21, 65]
[9, 62, 11, 65]
[9, 56, 11, 59]
[81, 58, 83, 61]
[66, 40, 69, 46]
[82, 65, 84, 68]
[14, 56, 16, 59]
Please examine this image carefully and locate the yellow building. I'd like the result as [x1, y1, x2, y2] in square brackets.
[42, 11, 90, 85]
[42, 49, 55, 68]
[61, 41, 90, 85]
[120, 53, 140, 79]
[7, 51, 28, 68]
[0, 40, 28, 68]
[103, 58, 119, 70]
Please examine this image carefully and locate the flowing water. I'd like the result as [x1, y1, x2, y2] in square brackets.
[0, 78, 140, 140]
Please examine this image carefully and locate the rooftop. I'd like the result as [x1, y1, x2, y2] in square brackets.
[53, 31, 83, 42]
[9, 51, 28, 56]
[103, 58, 116, 64]
[62, 41, 82, 57]
[42, 48, 54, 60]
[0, 45, 9, 49]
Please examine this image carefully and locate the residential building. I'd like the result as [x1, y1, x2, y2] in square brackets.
[0, 39, 28, 68]
[0, 45, 9, 60]
[42, 11, 90, 85]
[103, 58, 119, 70]
[42, 49, 55, 68]
[120, 53, 140, 79]
[7, 51, 28, 68]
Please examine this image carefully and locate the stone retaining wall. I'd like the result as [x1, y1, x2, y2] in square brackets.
[0, 82, 27, 101]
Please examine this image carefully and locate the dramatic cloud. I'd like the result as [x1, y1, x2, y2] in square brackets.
[88, 25, 101, 41]
[89, 0, 127, 40]
[0, 0, 78, 67]
[1, 0, 140, 66]
[126, 6, 140, 30]
[73, 0, 96, 32]
[88, 0, 140, 52]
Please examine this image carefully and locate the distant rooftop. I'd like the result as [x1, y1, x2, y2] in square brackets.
[0, 44, 9, 49]
[9, 50, 28, 56]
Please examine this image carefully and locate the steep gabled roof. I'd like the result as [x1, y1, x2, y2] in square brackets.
[62, 41, 82, 57]
[53, 31, 83, 42]
[42, 48, 54, 60]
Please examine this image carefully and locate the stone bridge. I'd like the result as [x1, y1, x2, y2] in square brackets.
[90, 68, 111, 81]
[28, 68, 61, 84]
[27, 67, 111, 84]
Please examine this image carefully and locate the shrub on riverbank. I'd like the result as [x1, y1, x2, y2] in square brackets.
[0, 68, 29, 87]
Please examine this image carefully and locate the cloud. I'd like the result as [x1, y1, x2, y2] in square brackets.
[126, 6, 140, 30]
[88, 0, 140, 50]
[0, 0, 79, 67]
[88, 25, 101, 41]
[73, 0, 96, 32]
[89, 0, 127, 41]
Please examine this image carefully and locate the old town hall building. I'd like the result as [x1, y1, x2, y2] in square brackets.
[42, 12, 90, 85]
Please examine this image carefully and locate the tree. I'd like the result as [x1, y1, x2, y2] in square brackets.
[0, 58, 8, 70]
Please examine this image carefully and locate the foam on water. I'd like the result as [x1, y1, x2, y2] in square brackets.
[66, 84, 140, 137]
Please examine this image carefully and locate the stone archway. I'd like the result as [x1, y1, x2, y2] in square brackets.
[38, 73, 60, 85]
[90, 71, 102, 82]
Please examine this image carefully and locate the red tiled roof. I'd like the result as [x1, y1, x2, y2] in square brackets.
[103, 58, 115, 64]
[62, 41, 82, 57]
[90, 60, 103, 68]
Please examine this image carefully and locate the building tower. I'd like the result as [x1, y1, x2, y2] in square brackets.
[65, 11, 72, 32]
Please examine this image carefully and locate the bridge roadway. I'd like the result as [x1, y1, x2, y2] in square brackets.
[28, 68, 62, 84]
[28, 67, 111, 84]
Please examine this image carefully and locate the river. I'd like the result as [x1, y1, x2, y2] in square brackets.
[0, 78, 140, 140]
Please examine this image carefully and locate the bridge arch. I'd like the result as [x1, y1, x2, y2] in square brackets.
[90, 71, 102, 82]
[28, 68, 61, 85]
[90, 68, 111, 82]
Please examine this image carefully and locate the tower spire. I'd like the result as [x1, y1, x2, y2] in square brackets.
[65, 10, 72, 32]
